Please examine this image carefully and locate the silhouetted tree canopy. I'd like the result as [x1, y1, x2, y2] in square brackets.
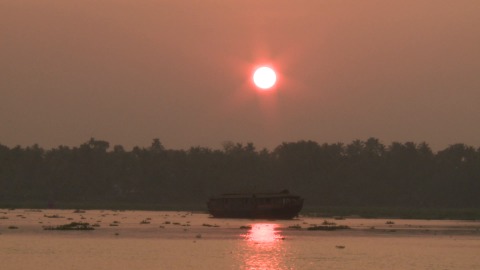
[0, 138, 479, 209]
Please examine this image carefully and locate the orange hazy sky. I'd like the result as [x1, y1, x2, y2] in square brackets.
[1, 0, 480, 150]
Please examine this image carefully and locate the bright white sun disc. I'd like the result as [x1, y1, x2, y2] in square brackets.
[253, 67, 276, 89]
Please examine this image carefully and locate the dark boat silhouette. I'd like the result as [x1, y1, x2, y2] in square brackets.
[207, 190, 303, 219]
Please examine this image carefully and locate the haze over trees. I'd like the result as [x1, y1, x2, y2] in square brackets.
[1, 138, 479, 209]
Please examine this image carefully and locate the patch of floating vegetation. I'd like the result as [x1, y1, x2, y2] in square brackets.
[25, 209, 43, 212]
[321, 220, 337, 226]
[239, 225, 252, 230]
[8, 226, 19, 229]
[43, 222, 95, 231]
[44, 214, 64, 218]
[307, 224, 351, 231]
[386, 221, 395, 225]
[202, 223, 219, 227]
[140, 219, 151, 224]
[109, 221, 120, 226]
[0, 216, 8, 219]
[288, 224, 302, 230]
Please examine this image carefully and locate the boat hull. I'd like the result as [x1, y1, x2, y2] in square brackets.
[207, 191, 304, 219]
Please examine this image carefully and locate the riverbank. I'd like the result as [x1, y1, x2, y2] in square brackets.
[302, 206, 480, 220]
[1, 201, 479, 220]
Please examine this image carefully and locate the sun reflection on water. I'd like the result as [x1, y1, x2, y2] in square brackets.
[240, 223, 288, 270]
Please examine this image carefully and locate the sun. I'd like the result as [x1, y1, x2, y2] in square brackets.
[253, 66, 277, 89]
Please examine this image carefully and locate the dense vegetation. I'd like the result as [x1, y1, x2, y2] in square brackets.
[1, 138, 479, 213]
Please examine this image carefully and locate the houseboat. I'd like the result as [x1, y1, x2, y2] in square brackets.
[207, 190, 303, 219]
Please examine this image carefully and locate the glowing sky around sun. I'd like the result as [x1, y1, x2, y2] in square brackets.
[1, 0, 480, 150]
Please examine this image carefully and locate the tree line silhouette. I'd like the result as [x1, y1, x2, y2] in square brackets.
[1, 138, 479, 209]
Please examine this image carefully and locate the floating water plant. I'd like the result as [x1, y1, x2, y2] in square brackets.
[43, 222, 94, 231]
[44, 214, 64, 218]
[8, 226, 19, 229]
[73, 209, 86, 213]
[140, 219, 150, 224]
[322, 220, 337, 226]
[386, 221, 395, 225]
[288, 224, 302, 230]
[239, 225, 252, 230]
[307, 225, 350, 231]
[25, 209, 42, 212]
[202, 223, 219, 227]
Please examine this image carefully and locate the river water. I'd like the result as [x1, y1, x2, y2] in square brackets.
[1, 209, 480, 269]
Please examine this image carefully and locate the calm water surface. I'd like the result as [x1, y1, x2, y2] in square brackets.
[1, 209, 480, 269]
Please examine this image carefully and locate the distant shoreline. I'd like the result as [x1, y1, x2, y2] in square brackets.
[1, 201, 479, 220]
